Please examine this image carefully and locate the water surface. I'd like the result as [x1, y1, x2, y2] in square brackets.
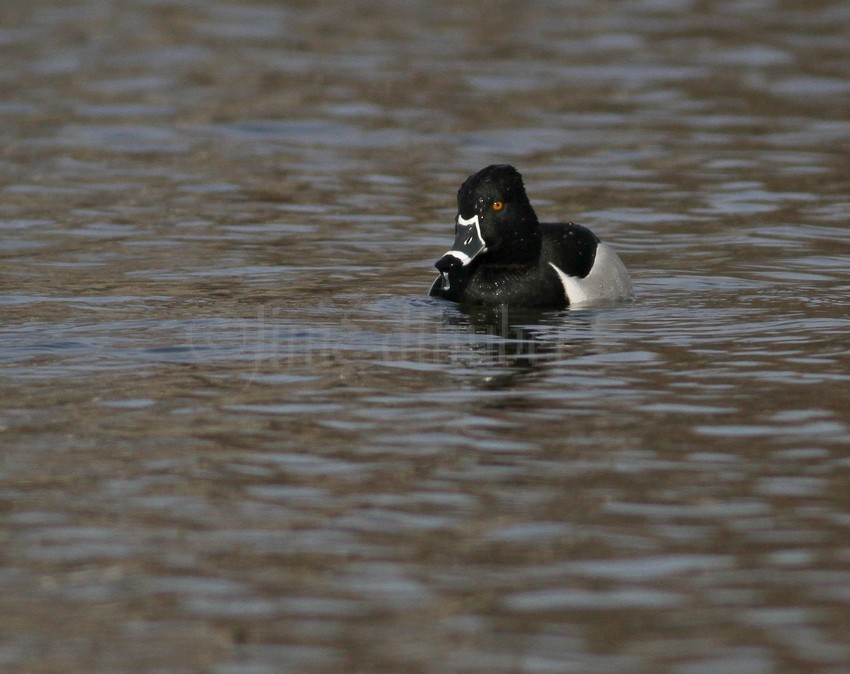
[2, 1, 850, 672]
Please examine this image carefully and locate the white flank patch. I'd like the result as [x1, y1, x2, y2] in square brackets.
[549, 243, 633, 306]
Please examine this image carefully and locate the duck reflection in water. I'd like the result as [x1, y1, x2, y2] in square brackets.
[437, 303, 600, 390]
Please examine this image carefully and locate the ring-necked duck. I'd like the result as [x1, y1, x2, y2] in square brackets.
[429, 164, 632, 308]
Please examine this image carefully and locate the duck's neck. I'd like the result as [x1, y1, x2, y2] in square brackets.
[488, 214, 542, 267]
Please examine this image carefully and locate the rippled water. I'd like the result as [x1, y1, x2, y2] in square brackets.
[2, 1, 850, 672]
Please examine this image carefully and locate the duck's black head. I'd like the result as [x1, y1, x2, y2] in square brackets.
[435, 164, 540, 275]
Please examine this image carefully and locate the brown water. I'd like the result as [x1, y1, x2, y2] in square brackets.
[2, 1, 850, 672]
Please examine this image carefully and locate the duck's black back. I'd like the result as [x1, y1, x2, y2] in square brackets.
[539, 222, 599, 279]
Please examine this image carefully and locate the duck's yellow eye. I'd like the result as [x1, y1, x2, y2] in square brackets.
[492, 201, 504, 211]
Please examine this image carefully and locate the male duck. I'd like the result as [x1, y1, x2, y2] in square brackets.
[429, 164, 632, 308]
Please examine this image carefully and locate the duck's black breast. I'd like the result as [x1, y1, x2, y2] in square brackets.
[431, 263, 567, 308]
[539, 222, 600, 278]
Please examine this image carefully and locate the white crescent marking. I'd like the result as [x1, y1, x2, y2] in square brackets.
[549, 243, 633, 305]
[445, 214, 487, 266]
[441, 250, 472, 265]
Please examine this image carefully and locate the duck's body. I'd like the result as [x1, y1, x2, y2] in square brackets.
[429, 165, 632, 309]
